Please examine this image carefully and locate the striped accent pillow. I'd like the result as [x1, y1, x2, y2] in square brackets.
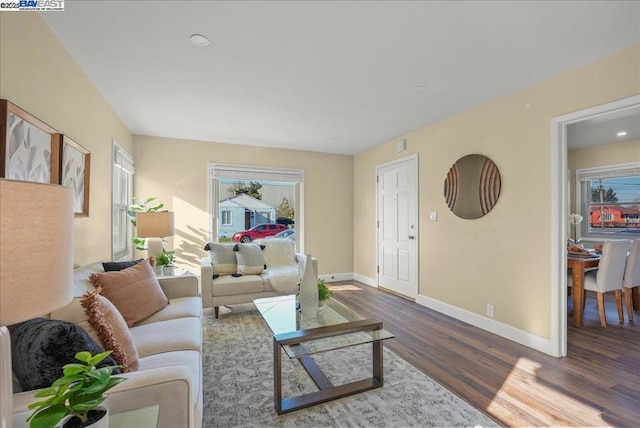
[205, 242, 237, 275]
[233, 243, 266, 275]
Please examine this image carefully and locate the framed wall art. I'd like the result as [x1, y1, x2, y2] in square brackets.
[443, 154, 501, 219]
[0, 99, 60, 184]
[59, 134, 91, 216]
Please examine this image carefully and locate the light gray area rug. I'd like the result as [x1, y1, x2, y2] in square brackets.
[202, 310, 497, 427]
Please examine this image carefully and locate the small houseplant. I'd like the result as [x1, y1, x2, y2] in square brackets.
[156, 249, 175, 267]
[156, 249, 176, 274]
[27, 351, 124, 428]
[317, 279, 333, 304]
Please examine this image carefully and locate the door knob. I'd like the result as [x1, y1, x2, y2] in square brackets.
[408, 235, 415, 239]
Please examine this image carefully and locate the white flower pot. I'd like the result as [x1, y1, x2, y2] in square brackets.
[61, 406, 109, 428]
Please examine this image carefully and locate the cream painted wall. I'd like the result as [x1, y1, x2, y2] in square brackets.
[354, 45, 640, 338]
[0, 13, 133, 266]
[133, 136, 354, 275]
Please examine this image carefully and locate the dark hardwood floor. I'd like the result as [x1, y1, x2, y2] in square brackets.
[329, 281, 640, 427]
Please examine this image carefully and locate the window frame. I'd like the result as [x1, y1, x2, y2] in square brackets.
[112, 141, 134, 261]
[221, 210, 232, 226]
[576, 162, 640, 240]
[208, 163, 304, 251]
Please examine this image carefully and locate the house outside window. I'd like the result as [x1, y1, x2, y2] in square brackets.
[112, 141, 134, 260]
[221, 210, 232, 226]
[577, 162, 640, 238]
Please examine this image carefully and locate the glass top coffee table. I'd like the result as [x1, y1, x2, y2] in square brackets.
[254, 294, 394, 414]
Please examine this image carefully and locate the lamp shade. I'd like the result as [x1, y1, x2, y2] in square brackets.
[136, 211, 175, 238]
[0, 179, 74, 326]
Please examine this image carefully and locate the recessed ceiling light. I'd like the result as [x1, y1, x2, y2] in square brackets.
[414, 85, 426, 92]
[195, 121, 204, 125]
[190, 34, 210, 47]
[617, 131, 628, 137]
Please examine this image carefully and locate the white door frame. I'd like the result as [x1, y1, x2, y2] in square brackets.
[375, 153, 419, 297]
[550, 95, 640, 357]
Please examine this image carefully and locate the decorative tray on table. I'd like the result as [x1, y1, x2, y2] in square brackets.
[568, 245, 597, 257]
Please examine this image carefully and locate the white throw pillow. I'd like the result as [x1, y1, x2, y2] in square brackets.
[233, 243, 266, 275]
[258, 238, 296, 268]
[206, 242, 237, 275]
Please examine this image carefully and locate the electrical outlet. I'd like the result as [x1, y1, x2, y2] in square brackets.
[486, 304, 495, 318]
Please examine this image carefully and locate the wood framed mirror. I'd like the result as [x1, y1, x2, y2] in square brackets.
[443, 154, 501, 219]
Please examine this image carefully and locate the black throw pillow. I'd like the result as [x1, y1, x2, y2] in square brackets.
[8, 318, 120, 391]
[102, 259, 144, 272]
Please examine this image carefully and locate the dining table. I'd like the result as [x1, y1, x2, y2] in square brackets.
[567, 252, 601, 327]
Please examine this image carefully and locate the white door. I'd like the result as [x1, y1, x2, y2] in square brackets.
[377, 155, 418, 299]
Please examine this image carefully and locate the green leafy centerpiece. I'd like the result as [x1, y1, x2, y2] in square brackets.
[27, 351, 124, 428]
[318, 279, 333, 303]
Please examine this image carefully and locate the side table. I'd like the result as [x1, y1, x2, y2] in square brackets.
[155, 266, 189, 278]
[110, 404, 159, 427]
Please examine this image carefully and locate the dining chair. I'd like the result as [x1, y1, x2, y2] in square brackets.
[623, 239, 640, 321]
[569, 240, 631, 327]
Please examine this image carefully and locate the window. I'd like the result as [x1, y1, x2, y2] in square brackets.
[577, 162, 640, 238]
[112, 141, 134, 260]
[260, 211, 273, 222]
[221, 210, 232, 226]
[209, 163, 304, 249]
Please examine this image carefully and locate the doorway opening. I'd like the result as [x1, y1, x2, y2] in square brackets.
[551, 95, 640, 357]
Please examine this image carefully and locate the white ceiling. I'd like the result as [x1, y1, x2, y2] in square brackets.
[567, 106, 640, 150]
[41, 1, 640, 155]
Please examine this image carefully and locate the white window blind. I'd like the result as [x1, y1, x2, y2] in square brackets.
[210, 164, 303, 183]
[576, 162, 640, 181]
[112, 142, 134, 260]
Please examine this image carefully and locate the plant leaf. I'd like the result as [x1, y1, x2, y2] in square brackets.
[88, 350, 113, 366]
[75, 351, 93, 363]
[27, 404, 68, 428]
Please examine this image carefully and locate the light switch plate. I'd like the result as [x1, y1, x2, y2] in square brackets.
[429, 211, 437, 221]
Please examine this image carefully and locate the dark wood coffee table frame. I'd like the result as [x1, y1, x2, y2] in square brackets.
[272, 318, 384, 414]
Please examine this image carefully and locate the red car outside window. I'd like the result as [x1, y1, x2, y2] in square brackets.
[232, 223, 287, 243]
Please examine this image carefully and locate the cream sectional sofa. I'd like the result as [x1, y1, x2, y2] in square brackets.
[201, 239, 317, 317]
[10, 262, 203, 428]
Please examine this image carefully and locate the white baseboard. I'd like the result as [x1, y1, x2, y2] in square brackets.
[353, 273, 377, 288]
[415, 294, 557, 356]
[318, 272, 378, 288]
[318, 273, 353, 282]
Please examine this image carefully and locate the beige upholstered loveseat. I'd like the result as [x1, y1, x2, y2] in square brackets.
[10, 261, 203, 428]
[201, 239, 317, 317]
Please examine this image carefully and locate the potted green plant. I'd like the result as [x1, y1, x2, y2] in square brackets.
[27, 351, 124, 428]
[156, 249, 176, 275]
[317, 279, 333, 306]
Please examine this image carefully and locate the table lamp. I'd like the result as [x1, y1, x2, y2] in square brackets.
[135, 211, 175, 259]
[0, 179, 74, 428]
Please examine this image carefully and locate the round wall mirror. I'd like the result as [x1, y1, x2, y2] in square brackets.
[443, 154, 501, 219]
